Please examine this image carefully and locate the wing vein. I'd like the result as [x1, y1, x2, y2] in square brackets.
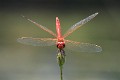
[17, 37, 57, 46]
[22, 16, 57, 37]
[63, 13, 98, 38]
[65, 39, 102, 52]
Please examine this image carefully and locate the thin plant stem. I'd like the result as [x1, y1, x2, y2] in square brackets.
[60, 65, 63, 80]
[57, 49, 65, 80]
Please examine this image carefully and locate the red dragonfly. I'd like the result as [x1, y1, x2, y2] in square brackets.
[18, 13, 102, 54]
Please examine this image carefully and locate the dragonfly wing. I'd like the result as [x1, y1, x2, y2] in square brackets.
[65, 40, 102, 52]
[17, 37, 57, 46]
[22, 16, 57, 37]
[63, 13, 98, 38]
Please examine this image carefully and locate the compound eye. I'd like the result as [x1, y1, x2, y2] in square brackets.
[63, 44, 65, 48]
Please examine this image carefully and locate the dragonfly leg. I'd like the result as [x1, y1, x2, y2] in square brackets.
[61, 49, 66, 56]
[57, 49, 66, 56]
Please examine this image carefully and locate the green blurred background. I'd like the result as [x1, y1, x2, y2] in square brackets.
[0, 0, 120, 80]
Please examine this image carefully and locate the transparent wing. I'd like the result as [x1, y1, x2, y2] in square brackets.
[22, 16, 57, 37]
[17, 37, 57, 46]
[63, 13, 98, 38]
[65, 39, 102, 52]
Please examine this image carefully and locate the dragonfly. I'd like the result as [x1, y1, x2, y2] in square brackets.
[18, 13, 102, 80]
[18, 12, 102, 56]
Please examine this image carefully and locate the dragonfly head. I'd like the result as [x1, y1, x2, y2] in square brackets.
[57, 41, 65, 49]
